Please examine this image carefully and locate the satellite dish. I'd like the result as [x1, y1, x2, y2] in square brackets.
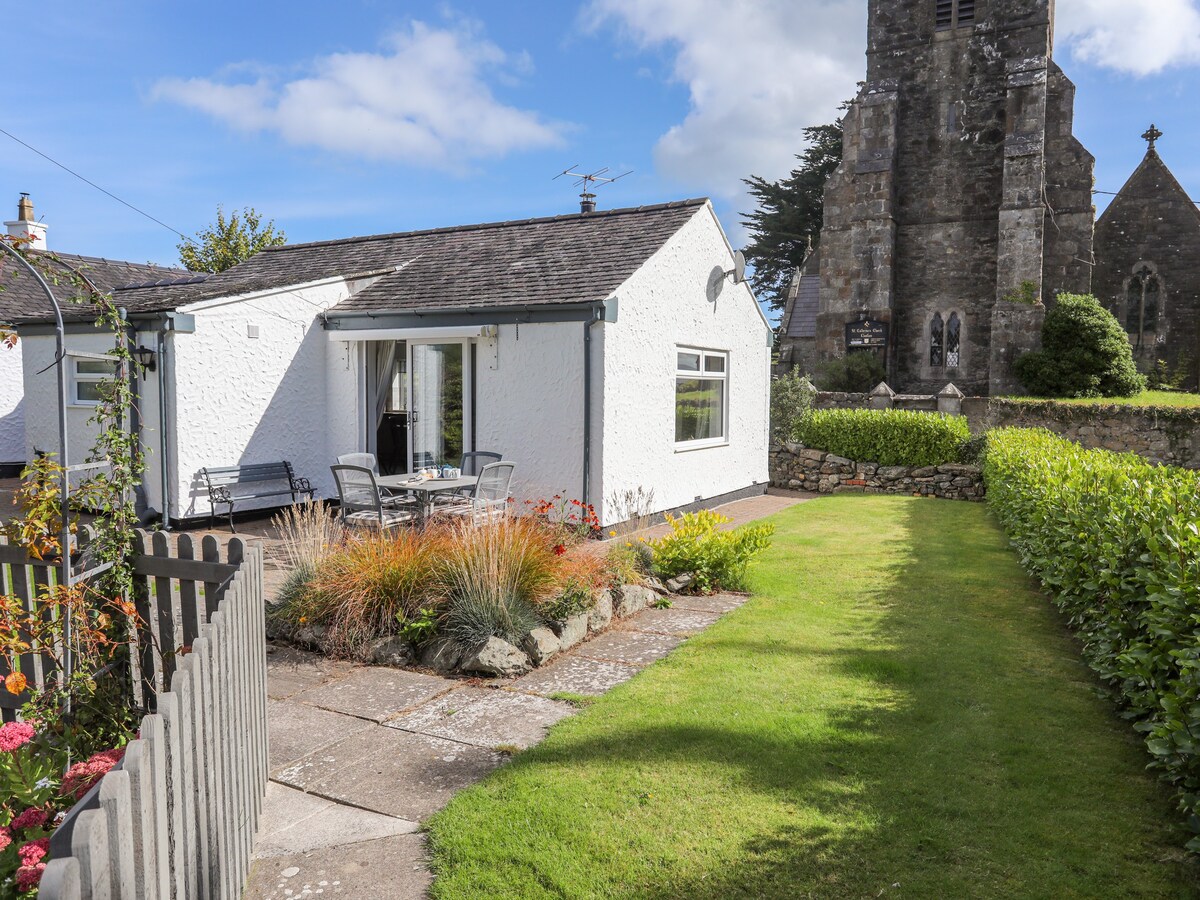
[725, 250, 747, 285]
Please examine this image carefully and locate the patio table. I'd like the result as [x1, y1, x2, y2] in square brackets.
[377, 473, 478, 520]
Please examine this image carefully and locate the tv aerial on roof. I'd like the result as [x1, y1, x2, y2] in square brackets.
[553, 165, 633, 213]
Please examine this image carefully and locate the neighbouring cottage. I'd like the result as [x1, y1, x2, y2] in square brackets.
[1093, 128, 1200, 390]
[0, 194, 187, 476]
[13, 198, 772, 527]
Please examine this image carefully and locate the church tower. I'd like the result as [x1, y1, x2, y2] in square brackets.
[815, 0, 1094, 394]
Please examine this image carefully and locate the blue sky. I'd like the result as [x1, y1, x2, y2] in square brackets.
[3, 0, 1200, 273]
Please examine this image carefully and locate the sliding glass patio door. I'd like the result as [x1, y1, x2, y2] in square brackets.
[407, 341, 468, 470]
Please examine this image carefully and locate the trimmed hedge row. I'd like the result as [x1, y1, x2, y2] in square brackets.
[984, 428, 1200, 848]
[796, 408, 970, 467]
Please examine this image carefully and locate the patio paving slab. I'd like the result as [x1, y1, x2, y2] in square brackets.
[669, 593, 752, 615]
[252, 782, 418, 859]
[267, 699, 372, 772]
[573, 630, 683, 667]
[266, 646, 356, 701]
[294, 666, 456, 722]
[244, 833, 431, 899]
[273, 726, 504, 820]
[385, 686, 576, 750]
[624, 607, 723, 636]
[510, 655, 640, 698]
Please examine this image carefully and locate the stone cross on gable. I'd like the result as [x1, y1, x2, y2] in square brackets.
[1142, 123, 1163, 150]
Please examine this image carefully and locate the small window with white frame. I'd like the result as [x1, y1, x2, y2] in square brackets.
[71, 357, 118, 406]
[675, 347, 728, 446]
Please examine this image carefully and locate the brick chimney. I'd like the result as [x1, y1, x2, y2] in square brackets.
[5, 193, 47, 250]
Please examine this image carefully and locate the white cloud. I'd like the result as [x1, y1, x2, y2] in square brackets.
[586, 0, 865, 200]
[153, 20, 565, 170]
[1056, 0, 1200, 75]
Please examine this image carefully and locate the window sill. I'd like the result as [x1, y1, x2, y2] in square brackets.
[674, 439, 729, 453]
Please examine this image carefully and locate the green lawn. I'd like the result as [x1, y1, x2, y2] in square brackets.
[426, 496, 1200, 898]
[1006, 390, 1200, 408]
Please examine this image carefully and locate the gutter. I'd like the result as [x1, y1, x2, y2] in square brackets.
[581, 297, 618, 508]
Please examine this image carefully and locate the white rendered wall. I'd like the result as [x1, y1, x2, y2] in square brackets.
[19, 328, 164, 509]
[474, 321, 590, 509]
[0, 339, 24, 467]
[597, 203, 771, 526]
[170, 279, 361, 519]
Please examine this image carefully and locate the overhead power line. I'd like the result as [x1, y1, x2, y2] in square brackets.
[0, 126, 190, 241]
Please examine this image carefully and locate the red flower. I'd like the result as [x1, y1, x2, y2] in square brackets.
[553, 544, 566, 556]
[10, 808, 48, 831]
[0, 826, 12, 852]
[18, 838, 48, 867]
[15, 863, 44, 892]
[60, 747, 124, 800]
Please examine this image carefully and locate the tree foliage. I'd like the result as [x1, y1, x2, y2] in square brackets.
[1014, 293, 1146, 398]
[742, 116, 845, 311]
[177, 205, 286, 273]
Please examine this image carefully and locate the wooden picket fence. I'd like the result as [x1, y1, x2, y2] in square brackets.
[0, 530, 268, 899]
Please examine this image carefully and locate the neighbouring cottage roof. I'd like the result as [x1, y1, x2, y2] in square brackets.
[58, 199, 707, 324]
[0, 252, 190, 324]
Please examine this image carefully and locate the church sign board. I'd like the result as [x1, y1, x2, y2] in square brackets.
[845, 318, 888, 349]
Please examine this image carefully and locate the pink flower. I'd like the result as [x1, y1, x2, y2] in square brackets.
[10, 808, 47, 831]
[17, 838, 48, 867]
[0, 722, 35, 752]
[15, 862, 45, 892]
[0, 826, 12, 852]
[60, 747, 124, 800]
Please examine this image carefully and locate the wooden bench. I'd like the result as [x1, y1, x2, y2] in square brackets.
[199, 461, 314, 532]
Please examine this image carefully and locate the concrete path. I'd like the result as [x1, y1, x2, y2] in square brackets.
[244, 596, 758, 899]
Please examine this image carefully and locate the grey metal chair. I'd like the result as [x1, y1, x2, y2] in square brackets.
[435, 461, 516, 525]
[336, 453, 418, 510]
[330, 464, 419, 530]
[459, 451, 502, 476]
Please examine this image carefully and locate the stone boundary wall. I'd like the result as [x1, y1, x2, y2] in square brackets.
[962, 398, 1200, 469]
[801, 387, 1200, 470]
[770, 444, 985, 501]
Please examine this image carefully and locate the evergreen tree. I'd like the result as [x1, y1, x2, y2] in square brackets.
[741, 116, 844, 312]
[178, 206, 286, 273]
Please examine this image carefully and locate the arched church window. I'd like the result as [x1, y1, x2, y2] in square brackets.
[1144, 277, 1160, 331]
[1126, 263, 1163, 348]
[946, 313, 961, 367]
[1126, 280, 1142, 333]
[930, 313, 945, 366]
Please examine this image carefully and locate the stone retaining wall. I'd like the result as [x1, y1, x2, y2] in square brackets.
[963, 398, 1200, 469]
[770, 444, 985, 501]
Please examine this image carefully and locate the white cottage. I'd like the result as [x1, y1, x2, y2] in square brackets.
[16, 199, 772, 527]
[0, 195, 187, 477]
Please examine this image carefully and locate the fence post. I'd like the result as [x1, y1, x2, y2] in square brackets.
[869, 381, 896, 410]
[98, 770, 137, 897]
[938, 382, 965, 415]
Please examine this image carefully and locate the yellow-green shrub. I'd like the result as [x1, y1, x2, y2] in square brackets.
[650, 509, 773, 593]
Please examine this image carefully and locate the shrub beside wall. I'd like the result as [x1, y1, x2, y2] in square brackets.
[797, 408, 971, 467]
[984, 427, 1200, 847]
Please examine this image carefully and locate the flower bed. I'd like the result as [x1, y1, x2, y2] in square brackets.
[267, 504, 773, 677]
[984, 427, 1200, 848]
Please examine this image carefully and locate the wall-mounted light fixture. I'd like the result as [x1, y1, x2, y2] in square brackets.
[133, 345, 157, 375]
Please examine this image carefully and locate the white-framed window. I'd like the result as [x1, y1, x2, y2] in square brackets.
[675, 347, 728, 447]
[71, 358, 118, 406]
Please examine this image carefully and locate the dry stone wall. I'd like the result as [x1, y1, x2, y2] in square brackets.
[963, 398, 1200, 469]
[770, 444, 985, 501]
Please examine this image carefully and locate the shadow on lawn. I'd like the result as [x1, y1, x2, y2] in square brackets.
[518, 499, 1197, 898]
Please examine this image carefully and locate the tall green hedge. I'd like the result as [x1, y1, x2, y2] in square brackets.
[984, 427, 1200, 848]
[796, 408, 970, 467]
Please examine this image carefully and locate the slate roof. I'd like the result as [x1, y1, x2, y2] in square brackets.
[0, 252, 191, 324]
[14, 199, 707, 324]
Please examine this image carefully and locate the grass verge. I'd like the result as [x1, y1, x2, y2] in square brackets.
[426, 496, 1199, 898]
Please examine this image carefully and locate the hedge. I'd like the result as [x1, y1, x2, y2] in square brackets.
[795, 408, 970, 467]
[984, 428, 1200, 848]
